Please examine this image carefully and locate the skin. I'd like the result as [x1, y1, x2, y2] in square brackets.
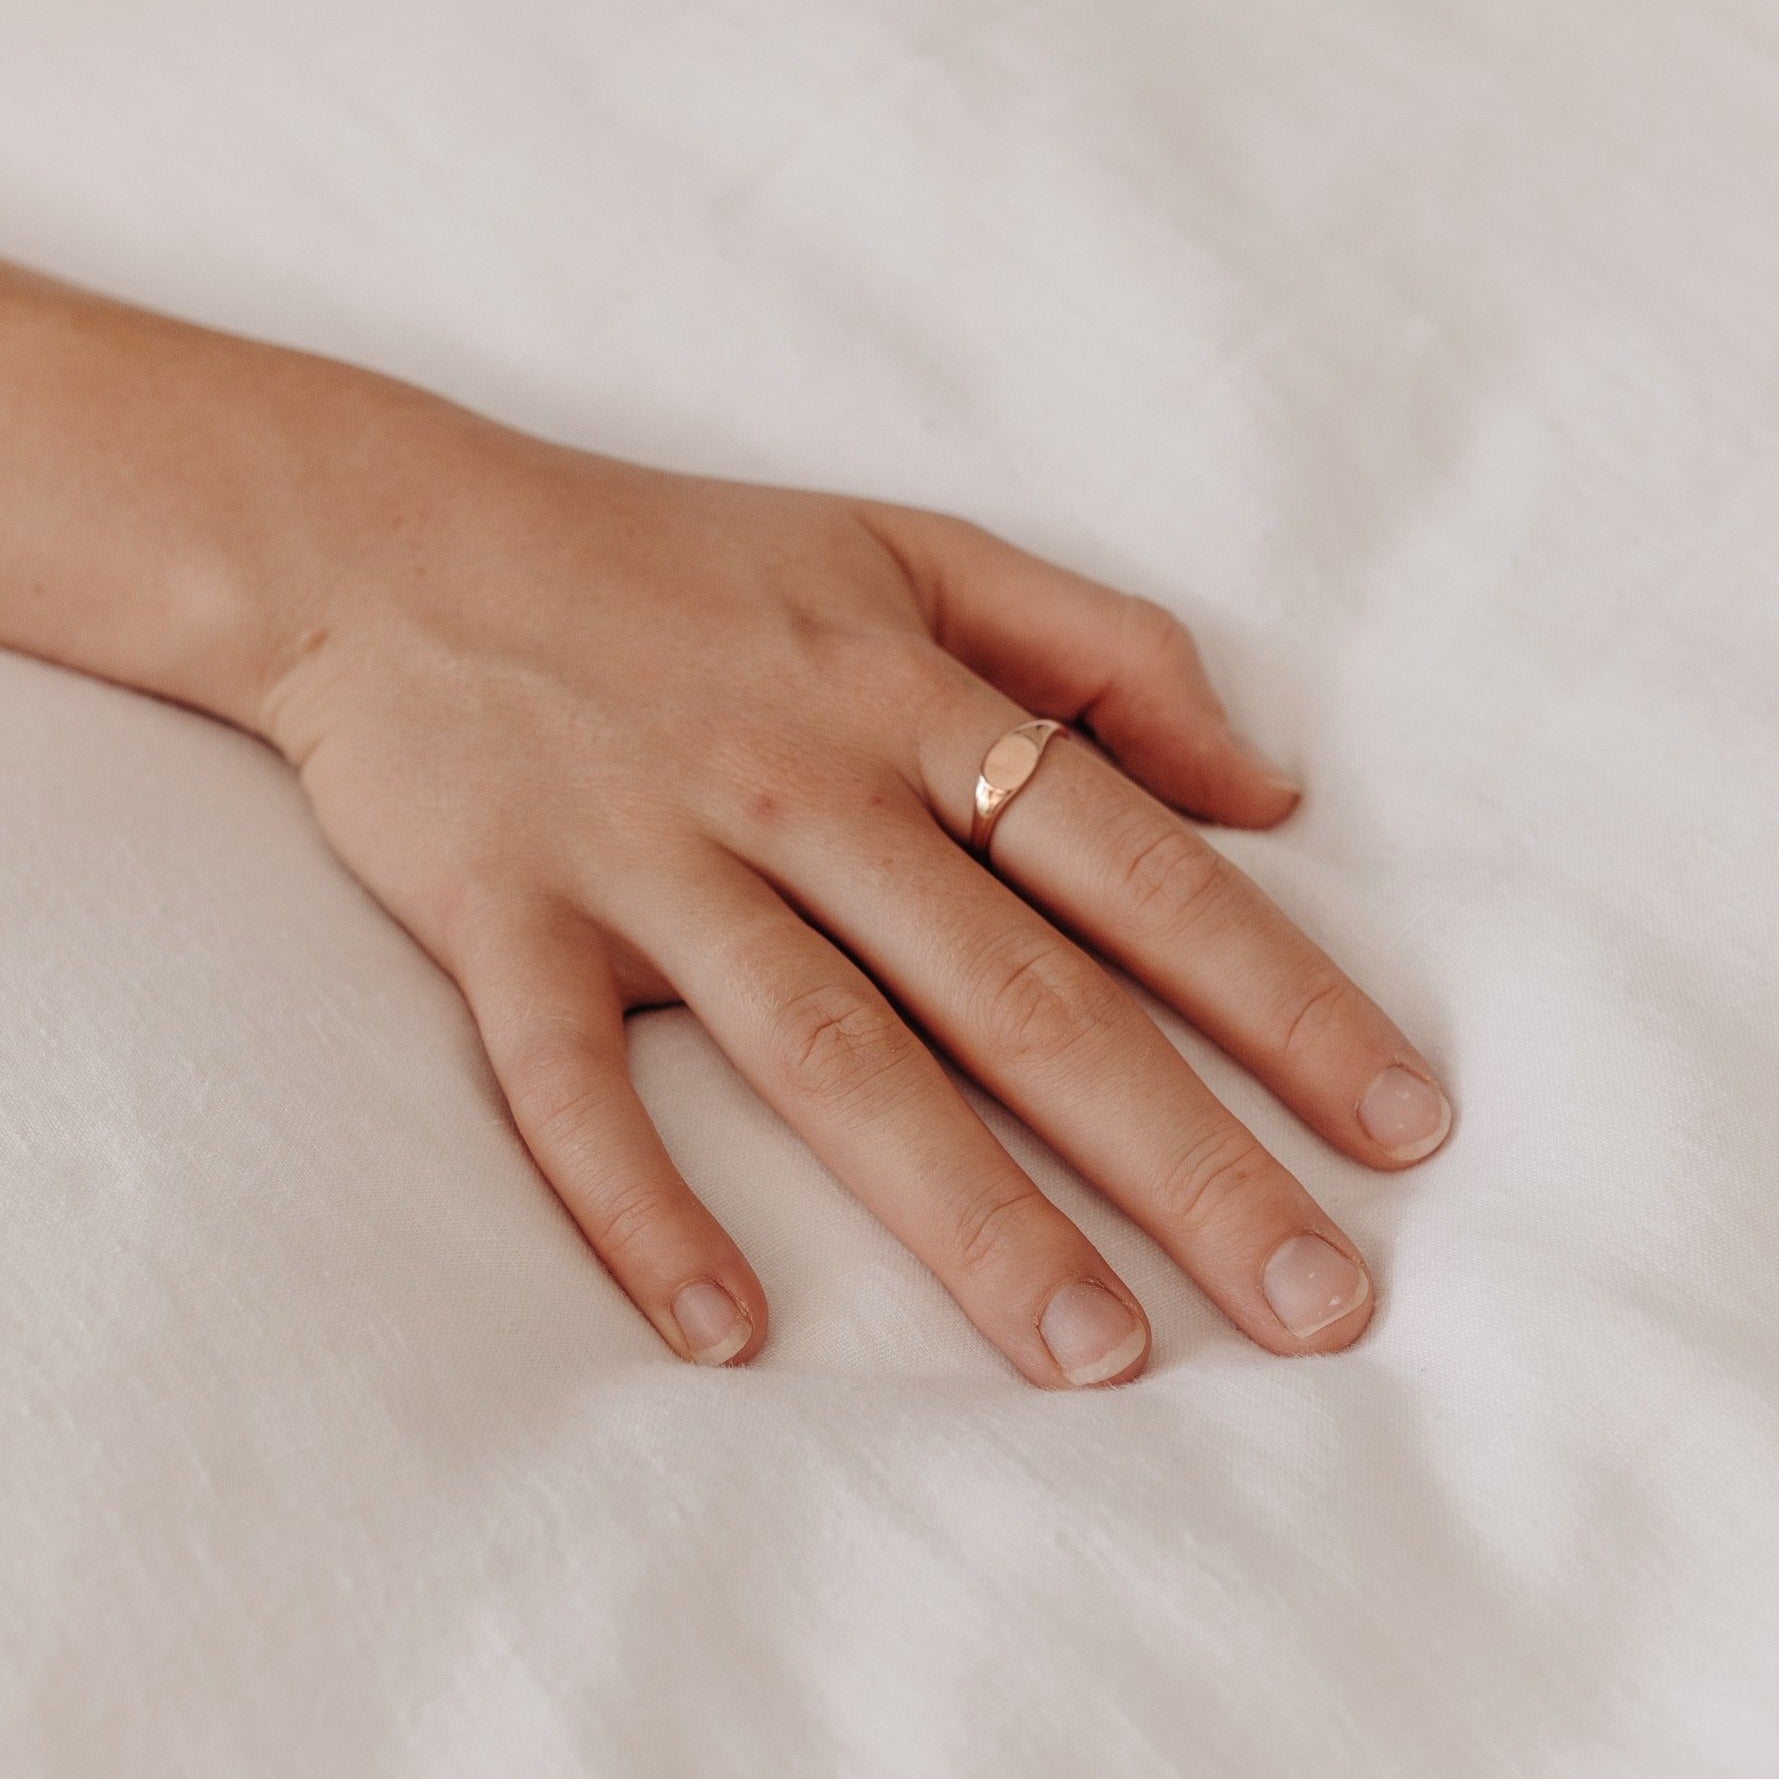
[0, 262, 1452, 1386]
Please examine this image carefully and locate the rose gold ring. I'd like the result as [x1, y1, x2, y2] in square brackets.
[970, 719, 1064, 858]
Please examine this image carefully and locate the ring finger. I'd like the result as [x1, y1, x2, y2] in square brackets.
[919, 699, 1454, 1170]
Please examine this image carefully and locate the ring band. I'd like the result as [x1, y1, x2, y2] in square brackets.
[970, 719, 1065, 857]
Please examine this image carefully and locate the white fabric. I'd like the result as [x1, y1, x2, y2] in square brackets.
[3, 3, 1778, 1773]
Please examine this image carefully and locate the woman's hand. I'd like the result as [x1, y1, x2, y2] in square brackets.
[253, 418, 1450, 1387]
[0, 266, 1451, 1386]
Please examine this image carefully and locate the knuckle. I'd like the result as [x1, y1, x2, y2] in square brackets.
[843, 627, 963, 729]
[716, 721, 825, 816]
[1113, 816, 1221, 925]
[771, 979, 915, 1112]
[1121, 593, 1182, 648]
[503, 1028, 624, 1162]
[433, 878, 541, 976]
[1155, 1126, 1276, 1232]
[1117, 593, 1192, 667]
[1272, 968, 1359, 1063]
[720, 733, 891, 840]
[978, 938, 1124, 1071]
[892, 505, 991, 556]
[501, 1028, 684, 1269]
[951, 1182, 1045, 1278]
[938, 514, 1000, 565]
[580, 1172, 675, 1270]
[810, 620, 920, 682]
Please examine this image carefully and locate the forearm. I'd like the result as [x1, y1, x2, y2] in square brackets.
[0, 261, 469, 737]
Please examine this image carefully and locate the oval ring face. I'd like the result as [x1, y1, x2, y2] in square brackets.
[981, 729, 1044, 795]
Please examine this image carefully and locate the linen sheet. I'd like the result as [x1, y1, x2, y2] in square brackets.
[3, 2, 1777, 1773]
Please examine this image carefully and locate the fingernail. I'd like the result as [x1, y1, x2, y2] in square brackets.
[673, 1281, 751, 1366]
[1228, 731, 1300, 795]
[1040, 1281, 1146, 1387]
[1358, 1065, 1452, 1161]
[1262, 1233, 1371, 1338]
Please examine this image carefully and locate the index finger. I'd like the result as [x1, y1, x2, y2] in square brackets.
[924, 718, 1454, 1172]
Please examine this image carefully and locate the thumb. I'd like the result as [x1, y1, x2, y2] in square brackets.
[864, 505, 1300, 828]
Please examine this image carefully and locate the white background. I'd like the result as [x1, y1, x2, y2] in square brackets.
[2, 2, 1777, 1773]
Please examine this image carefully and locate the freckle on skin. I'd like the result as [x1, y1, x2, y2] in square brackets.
[751, 790, 779, 824]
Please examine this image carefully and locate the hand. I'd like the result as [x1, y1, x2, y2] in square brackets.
[248, 408, 1450, 1388]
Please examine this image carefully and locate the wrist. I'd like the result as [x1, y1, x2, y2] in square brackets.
[150, 348, 492, 743]
[0, 267, 491, 745]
